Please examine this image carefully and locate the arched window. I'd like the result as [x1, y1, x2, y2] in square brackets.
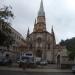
[57, 55, 60, 64]
[37, 37, 41, 43]
[48, 44, 50, 49]
[30, 44, 32, 49]
[36, 50, 42, 57]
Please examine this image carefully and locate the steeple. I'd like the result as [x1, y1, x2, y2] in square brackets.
[51, 25, 56, 44]
[38, 0, 45, 17]
[33, 0, 46, 32]
[51, 26, 54, 34]
[51, 26, 55, 37]
[27, 27, 30, 38]
[34, 19, 36, 25]
[33, 19, 36, 32]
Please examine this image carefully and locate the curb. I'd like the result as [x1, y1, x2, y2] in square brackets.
[0, 67, 72, 72]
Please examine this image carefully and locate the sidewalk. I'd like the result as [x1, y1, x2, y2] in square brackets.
[0, 66, 72, 72]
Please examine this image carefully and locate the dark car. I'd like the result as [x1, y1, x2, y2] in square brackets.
[0, 57, 4, 65]
[3, 58, 12, 65]
[72, 65, 75, 73]
[0, 54, 12, 66]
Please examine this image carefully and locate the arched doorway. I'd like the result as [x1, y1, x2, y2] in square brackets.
[36, 50, 42, 57]
[57, 55, 60, 68]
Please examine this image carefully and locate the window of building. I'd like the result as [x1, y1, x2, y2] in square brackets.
[36, 50, 42, 57]
[48, 44, 50, 49]
[37, 37, 41, 43]
[30, 44, 32, 49]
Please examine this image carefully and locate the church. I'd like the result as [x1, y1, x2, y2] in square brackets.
[26, 0, 68, 64]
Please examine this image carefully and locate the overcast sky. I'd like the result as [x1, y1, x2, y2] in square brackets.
[1, 0, 75, 43]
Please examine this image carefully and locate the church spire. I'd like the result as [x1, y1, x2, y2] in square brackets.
[33, 19, 36, 32]
[33, 0, 46, 32]
[27, 27, 30, 38]
[51, 25, 55, 37]
[34, 19, 36, 25]
[51, 25, 54, 34]
[38, 0, 45, 16]
[51, 25, 56, 44]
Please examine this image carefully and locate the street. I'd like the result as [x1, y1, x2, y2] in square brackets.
[0, 70, 74, 75]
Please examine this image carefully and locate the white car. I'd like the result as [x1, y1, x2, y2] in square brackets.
[40, 60, 48, 65]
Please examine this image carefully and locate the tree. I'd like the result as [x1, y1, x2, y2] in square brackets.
[0, 6, 14, 22]
[60, 37, 75, 60]
[0, 6, 14, 49]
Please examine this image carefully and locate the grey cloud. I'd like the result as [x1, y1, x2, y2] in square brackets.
[3, 0, 75, 43]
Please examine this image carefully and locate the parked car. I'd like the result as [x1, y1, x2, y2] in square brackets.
[72, 65, 75, 73]
[0, 57, 4, 65]
[3, 58, 12, 65]
[0, 54, 12, 66]
[36, 61, 40, 65]
[40, 60, 48, 65]
[19, 54, 36, 68]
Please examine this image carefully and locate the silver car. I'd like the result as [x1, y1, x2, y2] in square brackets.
[40, 60, 48, 65]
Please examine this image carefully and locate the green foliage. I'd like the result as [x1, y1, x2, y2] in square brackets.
[0, 6, 14, 48]
[60, 37, 75, 60]
[0, 6, 14, 21]
[2, 22, 11, 33]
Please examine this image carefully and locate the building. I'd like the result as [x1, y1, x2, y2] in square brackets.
[0, 21, 27, 61]
[26, 0, 68, 64]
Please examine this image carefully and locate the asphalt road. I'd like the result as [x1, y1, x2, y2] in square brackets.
[0, 70, 74, 75]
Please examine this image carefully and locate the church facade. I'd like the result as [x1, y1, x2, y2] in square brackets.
[26, 0, 68, 64]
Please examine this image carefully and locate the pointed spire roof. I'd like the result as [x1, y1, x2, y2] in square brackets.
[51, 25, 54, 33]
[51, 25, 56, 44]
[34, 19, 36, 25]
[27, 27, 30, 37]
[51, 25, 55, 38]
[38, 0, 45, 16]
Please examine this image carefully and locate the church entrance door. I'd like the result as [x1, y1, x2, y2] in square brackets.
[36, 50, 42, 57]
[57, 55, 60, 68]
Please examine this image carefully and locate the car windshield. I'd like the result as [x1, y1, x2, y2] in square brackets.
[21, 57, 29, 60]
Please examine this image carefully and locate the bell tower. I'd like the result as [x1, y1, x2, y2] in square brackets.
[33, 0, 46, 32]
